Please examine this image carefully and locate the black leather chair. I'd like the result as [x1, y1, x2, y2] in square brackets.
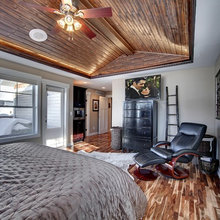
[133, 122, 207, 180]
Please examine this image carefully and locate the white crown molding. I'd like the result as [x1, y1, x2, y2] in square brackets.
[0, 51, 84, 80]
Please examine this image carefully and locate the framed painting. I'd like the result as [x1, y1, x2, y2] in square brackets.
[92, 99, 99, 111]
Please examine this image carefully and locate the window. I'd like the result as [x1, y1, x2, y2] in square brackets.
[0, 78, 39, 142]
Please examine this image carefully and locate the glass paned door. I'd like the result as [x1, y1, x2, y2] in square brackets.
[44, 85, 64, 148]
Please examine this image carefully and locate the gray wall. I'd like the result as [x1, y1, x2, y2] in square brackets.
[112, 66, 216, 139]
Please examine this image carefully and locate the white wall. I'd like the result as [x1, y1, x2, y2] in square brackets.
[214, 55, 220, 171]
[112, 79, 125, 127]
[112, 66, 216, 141]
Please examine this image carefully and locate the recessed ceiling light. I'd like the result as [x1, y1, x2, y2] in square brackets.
[29, 29, 47, 42]
[102, 87, 106, 89]
[83, 82, 88, 84]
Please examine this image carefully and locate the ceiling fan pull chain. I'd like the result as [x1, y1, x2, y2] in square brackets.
[68, 32, 74, 41]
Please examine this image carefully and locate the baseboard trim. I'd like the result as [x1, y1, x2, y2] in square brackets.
[86, 132, 98, 137]
[67, 142, 74, 149]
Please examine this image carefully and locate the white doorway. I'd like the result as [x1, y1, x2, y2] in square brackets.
[42, 81, 69, 148]
[99, 96, 108, 134]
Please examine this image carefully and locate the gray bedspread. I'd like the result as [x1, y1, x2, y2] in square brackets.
[0, 142, 147, 220]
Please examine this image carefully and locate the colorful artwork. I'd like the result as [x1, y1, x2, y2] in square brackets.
[92, 99, 99, 111]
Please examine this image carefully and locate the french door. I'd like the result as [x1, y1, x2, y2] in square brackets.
[43, 85, 65, 148]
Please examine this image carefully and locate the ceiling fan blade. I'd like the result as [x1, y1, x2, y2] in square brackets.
[79, 20, 96, 39]
[19, 1, 60, 14]
[80, 7, 112, 19]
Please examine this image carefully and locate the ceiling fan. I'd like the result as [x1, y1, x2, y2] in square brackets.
[19, 0, 112, 39]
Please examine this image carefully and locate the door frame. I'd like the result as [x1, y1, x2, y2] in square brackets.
[42, 79, 69, 147]
[85, 91, 91, 137]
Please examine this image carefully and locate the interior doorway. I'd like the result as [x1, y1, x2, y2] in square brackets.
[99, 96, 108, 134]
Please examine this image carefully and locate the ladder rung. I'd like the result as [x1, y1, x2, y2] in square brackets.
[166, 86, 179, 141]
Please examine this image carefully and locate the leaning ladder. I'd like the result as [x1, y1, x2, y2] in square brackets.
[165, 85, 180, 141]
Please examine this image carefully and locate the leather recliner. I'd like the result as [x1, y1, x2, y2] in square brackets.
[133, 122, 207, 180]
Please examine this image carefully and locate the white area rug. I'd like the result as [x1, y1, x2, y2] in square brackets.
[77, 150, 137, 178]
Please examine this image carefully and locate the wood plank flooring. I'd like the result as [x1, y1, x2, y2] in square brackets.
[69, 132, 220, 220]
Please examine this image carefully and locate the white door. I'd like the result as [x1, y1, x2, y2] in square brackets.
[99, 96, 108, 134]
[44, 85, 65, 148]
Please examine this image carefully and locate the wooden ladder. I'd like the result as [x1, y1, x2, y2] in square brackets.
[165, 85, 180, 141]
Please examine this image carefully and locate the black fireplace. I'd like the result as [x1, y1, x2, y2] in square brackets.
[73, 119, 85, 142]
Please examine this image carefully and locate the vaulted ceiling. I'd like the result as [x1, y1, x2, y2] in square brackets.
[0, 0, 195, 78]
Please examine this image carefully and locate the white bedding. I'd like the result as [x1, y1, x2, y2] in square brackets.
[77, 150, 137, 178]
[0, 118, 32, 135]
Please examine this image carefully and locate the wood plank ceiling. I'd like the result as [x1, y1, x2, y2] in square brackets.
[0, 0, 195, 78]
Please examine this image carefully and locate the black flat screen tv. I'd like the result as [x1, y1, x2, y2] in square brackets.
[125, 75, 161, 100]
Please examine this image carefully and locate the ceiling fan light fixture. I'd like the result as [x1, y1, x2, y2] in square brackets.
[74, 20, 82, 30]
[63, 0, 73, 6]
[66, 24, 74, 32]
[65, 14, 74, 25]
[57, 18, 65, 29]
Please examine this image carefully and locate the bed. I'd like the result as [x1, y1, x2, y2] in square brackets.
[0, 142, 147, 219]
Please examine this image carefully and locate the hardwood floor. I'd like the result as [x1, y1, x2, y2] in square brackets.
[71, 132, 220, 220]
[75, 132, 122, 153]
